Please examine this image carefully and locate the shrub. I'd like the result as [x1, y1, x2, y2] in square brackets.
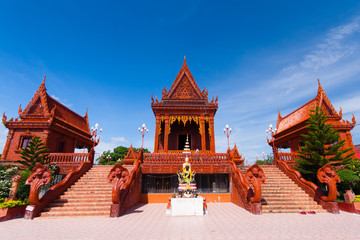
[16, 170, 31, 201]
[18, 136, 49, 171]
[338, 169, 360, 182]
[0, 165, 19, 198]
[0, 199, 29, 209]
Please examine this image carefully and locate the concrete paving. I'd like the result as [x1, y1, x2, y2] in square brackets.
[1, 203, 360, 240]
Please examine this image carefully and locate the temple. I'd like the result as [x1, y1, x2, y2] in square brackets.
[141, 58, 242, 202]
[1, 76, 95, 163]
[268, 79, 356, 156]
[151, 58, 217, 153]
[3, 61, 358, 219]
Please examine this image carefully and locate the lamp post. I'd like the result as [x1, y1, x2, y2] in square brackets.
[91, 123, 102, 148]
[91, 123, 102, 165]
[107, 155, 111, 165]
[99, 154, 104, 165]
[261, 152, 266, 165]
[224, 124, 232, 150]
[138, 123, 149, 149]
[266, 124, 276, 164]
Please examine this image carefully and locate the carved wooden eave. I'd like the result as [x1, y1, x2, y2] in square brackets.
[151, 58, 218, 116]
[124, 144, 139, 160]
[230, 144, 244, 164]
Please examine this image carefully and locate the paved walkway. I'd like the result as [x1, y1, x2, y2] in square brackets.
[1, 203, 360, 240]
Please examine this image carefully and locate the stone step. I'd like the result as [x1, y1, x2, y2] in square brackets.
[262, 208, 327, 213]
[49, 201, 111, 208]
[68, 186, 112, 190]
[53, 197, 111, 203]
[61, 193, 112, 198]
[73, 182, 110, 186]
[43, 205, 111, 212]
[40, 210, 109, 218]
[262, 205, 324, 210]
[263, 200, 320, 206]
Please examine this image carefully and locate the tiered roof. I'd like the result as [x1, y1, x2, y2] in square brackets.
[3, 76, 91, 138]
[151, 58, 218, 115]
[275, 79, 356, 136]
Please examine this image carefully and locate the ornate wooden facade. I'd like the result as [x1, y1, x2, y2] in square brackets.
[269, 79, 356, 156]
[151, 58, 218, 153]
[1, 76, 94, 162]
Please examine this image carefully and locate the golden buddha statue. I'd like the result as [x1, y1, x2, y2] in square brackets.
[178, 156, 196, 184]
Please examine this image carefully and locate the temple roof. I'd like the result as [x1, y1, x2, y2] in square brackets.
[9, 76, 90, 133]
[151, 58, 218, 114]
[275, 79, 354, 135]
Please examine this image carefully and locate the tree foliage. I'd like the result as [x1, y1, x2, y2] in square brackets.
[99, 146, 150, 165]
[17, 136, 49, 171]
[296, 105, 354, 179]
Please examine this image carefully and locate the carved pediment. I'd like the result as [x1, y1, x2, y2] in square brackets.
[169, 75, 201, 100]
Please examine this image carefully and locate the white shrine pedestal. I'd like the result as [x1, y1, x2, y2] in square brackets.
[170, 197, 204, 216]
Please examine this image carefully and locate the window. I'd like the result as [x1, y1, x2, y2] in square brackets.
[20, 136, 32, 149]
[58, 141, 65, 152]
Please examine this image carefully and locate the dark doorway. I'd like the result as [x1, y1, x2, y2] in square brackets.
[178, 135, 191, 150]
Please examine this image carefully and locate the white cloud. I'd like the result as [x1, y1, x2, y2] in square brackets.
[95, 136, 128, 154]
[0, 124, 8, 154]
[214, 16, 360, 163]
[50, 94, 73, 108]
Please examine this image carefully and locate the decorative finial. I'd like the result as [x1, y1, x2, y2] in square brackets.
[183, 56, 187, 66]
[18, 104, 22, 116]
[278, 108, 282, 119]
[84, 108, 88, 119]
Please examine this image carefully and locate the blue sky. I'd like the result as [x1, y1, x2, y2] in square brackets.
[1, 1, 360, 164]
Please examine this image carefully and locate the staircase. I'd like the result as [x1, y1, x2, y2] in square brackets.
[239, 165, 327, 213]
[40, 165, 113, 218]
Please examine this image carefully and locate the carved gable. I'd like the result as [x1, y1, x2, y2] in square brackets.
[170, 75, 200, 99]
[22, 95, 47, 118]
[165, 58, 204, 101]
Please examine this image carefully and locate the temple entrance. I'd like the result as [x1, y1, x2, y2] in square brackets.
[178, 135, 191, 150]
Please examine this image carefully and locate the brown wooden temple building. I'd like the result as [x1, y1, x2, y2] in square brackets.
[151, 58, 217, 153]
[269, 79, 356, 156]
[139, 58, 243, 203]
[1, 76, 94, 163]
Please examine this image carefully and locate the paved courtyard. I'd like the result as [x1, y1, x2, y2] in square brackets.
[1, 203, 360, 240]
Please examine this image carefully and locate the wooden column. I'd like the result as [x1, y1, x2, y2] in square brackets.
[164, 115, 169, 152]
[154, 115, 160, 153]
[200, 116, 206, 152]
[210, 117, 215, 153]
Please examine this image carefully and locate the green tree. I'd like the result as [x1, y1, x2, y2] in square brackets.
[296, 105, 354, 180]
[17, 136, 50, 171]
[99, 146, 150, 165]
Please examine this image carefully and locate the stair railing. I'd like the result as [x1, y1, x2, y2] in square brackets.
[230, 160, 266, 214]
[108, 160, 142, 217]
[24, 161, 92, 219]
[274, 151, 340, 213]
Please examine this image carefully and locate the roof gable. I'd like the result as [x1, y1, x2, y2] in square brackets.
[20, 76, 50, 118]
[18, 76, 90, 133]
[163, 58, 206, 101]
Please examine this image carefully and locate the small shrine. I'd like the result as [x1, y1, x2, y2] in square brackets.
[168, 154, 205, 216]
[177, 155, 197, 197]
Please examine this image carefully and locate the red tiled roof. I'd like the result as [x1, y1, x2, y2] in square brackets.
[276, 99, 317, 134]
[46, 94, 90, 133]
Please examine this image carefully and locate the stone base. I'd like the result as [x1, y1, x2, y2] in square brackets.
[170, 197, 204, 216]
